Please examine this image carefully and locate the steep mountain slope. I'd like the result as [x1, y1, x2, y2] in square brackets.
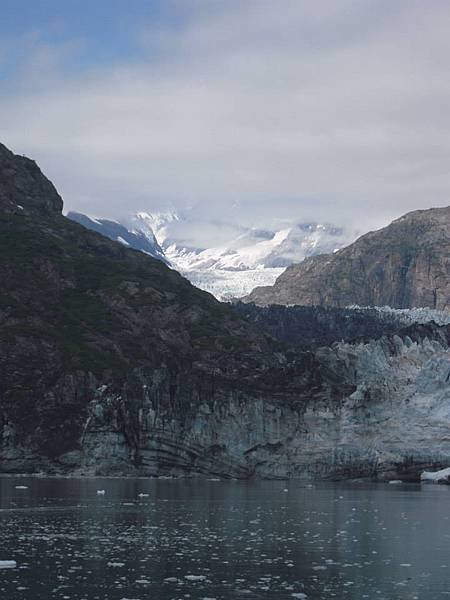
[67, 211, 167, 263]
[0, 143, 63, 216]
[245, 207, 450, 310]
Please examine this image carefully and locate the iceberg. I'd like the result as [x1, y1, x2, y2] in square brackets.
[421, 467, 450, 484]
[0, 561, 17, 569]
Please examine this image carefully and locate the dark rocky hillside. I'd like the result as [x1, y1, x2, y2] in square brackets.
[233, 303, 408, 350]
[244, 207, 450, 310]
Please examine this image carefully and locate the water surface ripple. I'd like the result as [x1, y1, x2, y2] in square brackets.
[0, 477, 449, 599]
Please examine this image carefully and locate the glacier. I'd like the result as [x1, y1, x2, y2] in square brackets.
[127, 211, 359, 299]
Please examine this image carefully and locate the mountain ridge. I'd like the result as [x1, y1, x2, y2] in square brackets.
[244, 206, 450, 310]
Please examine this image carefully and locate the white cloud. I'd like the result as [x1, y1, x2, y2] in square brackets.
[2, 0, 450, 236]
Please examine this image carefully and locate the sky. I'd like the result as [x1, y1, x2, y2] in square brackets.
[1, 0, 450, 240]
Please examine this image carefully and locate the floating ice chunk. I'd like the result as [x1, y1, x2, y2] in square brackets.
[421, 467, 450, 484]
[96, 490, 106, 495]
[138, 493, 149, 498]
[185, 575, 207, 581]
[0, 561, 17, 569]
[15, 485, 28, 490]
[388, 480, 403, 485]
[291, 594, 307, 599]
[107, 562, 125, 567]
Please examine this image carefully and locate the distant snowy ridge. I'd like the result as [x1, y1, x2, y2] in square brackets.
[68, 209, 358, 300]
[67, 211, 167, 263]
[129, 210, 358, 299]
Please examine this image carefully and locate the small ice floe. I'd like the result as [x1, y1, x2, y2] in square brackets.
[283, 488, 289, 492]
[421, 467, 450, 484]
[96, 490, 106, 495]
[388, 480, 403, 485]
[107, 562, 125, 567]
[138, 493, 149, 498]
[0, 561, 17, 569]
[291, 594, 307, 599]
[185, 575, 207, 581]
[15, 485, 28, 490]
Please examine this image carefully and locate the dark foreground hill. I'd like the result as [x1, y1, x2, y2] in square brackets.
[244, 207, 450, 310]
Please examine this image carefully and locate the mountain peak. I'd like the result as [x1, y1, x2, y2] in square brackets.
[244, 205, 450, 310]
[0, 142, 63, 216]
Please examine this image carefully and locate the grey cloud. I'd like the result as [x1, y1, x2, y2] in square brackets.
[1, 0, 450, 236]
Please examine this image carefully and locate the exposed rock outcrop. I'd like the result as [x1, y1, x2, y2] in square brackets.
[0, 143, 63, 216]
[4, 322, 449, 480]
[244, 207, 450, 310]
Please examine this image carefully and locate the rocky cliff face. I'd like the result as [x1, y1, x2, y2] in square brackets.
[2, 142, 450, 481]
[4, 322, 449, 480]
[244, 207, 450, 310]
[79, 322, 450, 480]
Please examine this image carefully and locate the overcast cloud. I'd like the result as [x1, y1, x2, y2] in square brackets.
[1, 0, 450, 237]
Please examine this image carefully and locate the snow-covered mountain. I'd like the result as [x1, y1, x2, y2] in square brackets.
[127, 211, 358, 299]
[67, 211, 167, 263]
[68, 209, 358, 299]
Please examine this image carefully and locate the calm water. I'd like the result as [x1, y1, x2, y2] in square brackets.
[0, 477, 449, 599]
